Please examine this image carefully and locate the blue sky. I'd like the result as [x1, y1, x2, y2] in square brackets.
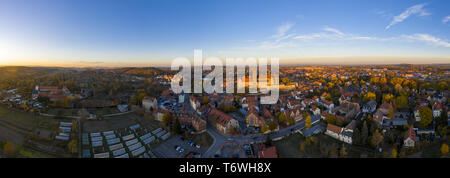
[0, 0, 449, 66]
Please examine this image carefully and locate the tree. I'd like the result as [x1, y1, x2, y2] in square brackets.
[395, 83, 403, 93]
[229, 126, 235, 135]
[287, 117, 295, 126]
[278, 113, 286, 125]
[363, 92, 376, 102]
[268, 121, 277, 131]
[391, 148, 398, 158]
[68, 139, 78, 154]
[264, 135, 272, 147]
[382, 94, 394, 103]
[173, 117, 182, 135]
[260, 125, 268, 133]
[379, 77, 387, 85]
[162, 113, 172, 127]
[353, 128, 361, 145]
[370, 130, 384, 148]
[419, 107, 433, 129]
[129, 96, 138, 105]
[361, 121, 369, 145]
[299, 142, 306, 152]
[21, 101, 28, 111]
[3, 141, 16, 158]
[441, 144, 449, 156]
[202, 96, 209, 105]
[326, 115, 337, 125]
[137, 93, 148, 105]
[340, 144, 347, 157]
[395, 95, 408, 109]
[305, 116, 312, 129]
[281, 77, 292, 85]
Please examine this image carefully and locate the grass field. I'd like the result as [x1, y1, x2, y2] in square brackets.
[192, 132, 214, 148]
[0, 106, 73, 157]
[274, 133, 309, 158]
[274, 133, 377, 158]
[0, 106, 57, 129]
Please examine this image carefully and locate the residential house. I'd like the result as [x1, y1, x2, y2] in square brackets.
[190, 96, 201, 111]
[246, 106, 266, 128]
[323, 100, 335, 111]
[153, 108, 169, 122]
[301, 98, 314, 108]
[287, 99, 301, 109]
[383, 112, 409, 128]
[258, 146, 278, 158]
[325, 124, 342, 140]
[310, 105, 321, 116]
[208, 109, 239, 135]
[403, 127, 416, 148]
[432, 102, 442, 118]
[362, 100, 377, 113]
[325, 123, 353, 144]
[142, 97, 158, 112]
[414, 105, 423, 122]
[33, 85, 71, 101]
[284, 107, 303, 122]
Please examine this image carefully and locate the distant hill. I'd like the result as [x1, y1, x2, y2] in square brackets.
[106, 67, 170, 76]
[0, 66, 62, 80]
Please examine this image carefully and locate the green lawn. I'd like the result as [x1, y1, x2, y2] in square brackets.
[18, 147, 56, 158]
[274, 133, 309, 158]
[420, 139, 450, 158]
[274, 133, 377, 158]
[192, 132, 214, 149]
[0, 106, 62, 130]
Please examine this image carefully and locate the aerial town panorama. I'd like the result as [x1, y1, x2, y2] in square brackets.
[0, 0, 449, 160]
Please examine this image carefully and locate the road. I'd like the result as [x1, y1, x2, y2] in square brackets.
[182, 94, 318, 158]
[203, 113, 320, 158]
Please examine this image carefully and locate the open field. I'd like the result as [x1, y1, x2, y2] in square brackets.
[0, 106, 75, 157]
[274, 133, 379, 158]
[274, 133, 309, 158]
[82, 113, 142, 133]
[192, 132, 214, 149]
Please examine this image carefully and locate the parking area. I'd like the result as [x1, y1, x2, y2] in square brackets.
[217, 143, 248, 158]
[152, 136, 207, 158]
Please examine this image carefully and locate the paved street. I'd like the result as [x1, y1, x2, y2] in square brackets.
[182, 93, 319, 158]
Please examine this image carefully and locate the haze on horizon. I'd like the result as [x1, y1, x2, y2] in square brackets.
[0, 0, 450, 67]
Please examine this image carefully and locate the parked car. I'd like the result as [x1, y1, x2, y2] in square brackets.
[188, 141, 195, 147]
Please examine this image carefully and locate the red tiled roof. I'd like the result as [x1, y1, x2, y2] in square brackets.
[327, 124, 342, 134]
[258, 146, 278, 158]
[208, 109, 232, 126]
[404, 127, 416, 141]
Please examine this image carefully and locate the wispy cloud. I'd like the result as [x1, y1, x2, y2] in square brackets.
[323, 27, 345, 36]
[273, 22, 294, 38]
[385, 3, 430, 30]
[293, 27, 388, 41]
[373, 9, 392, 20]
[443, 15, 450, 23]
[244, 23, 450, 52]
[402, 34, 450, 47]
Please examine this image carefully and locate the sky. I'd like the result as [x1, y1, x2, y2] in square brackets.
[0, 0, 449, 67]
